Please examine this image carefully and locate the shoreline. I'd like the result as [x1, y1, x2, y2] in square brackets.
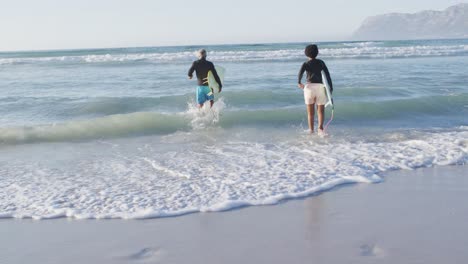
[2, 165, 467, 264]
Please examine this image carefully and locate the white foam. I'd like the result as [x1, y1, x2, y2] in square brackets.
[343, 41, 383, 47]
[185, 97, 226, 130]
[0, 129, 466, 220]
[322, 45, 468, 58]
[1, 44, 466, 65]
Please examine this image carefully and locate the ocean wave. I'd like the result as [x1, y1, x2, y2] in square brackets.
[0, 93, 466, 145]
[1, 90, 465, 116]
[323, 44, 468, 59]
[0, 128, 466, 220]
[0, 112, 189, 145]
[1, 44, 467, 65]
[342, 41, 383, 47]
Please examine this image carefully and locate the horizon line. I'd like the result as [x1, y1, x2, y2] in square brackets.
[1, 37, 467, 54]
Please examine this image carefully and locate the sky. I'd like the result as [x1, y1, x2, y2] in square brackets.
[0, 0, 464, 51]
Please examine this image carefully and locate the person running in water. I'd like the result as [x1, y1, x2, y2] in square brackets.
[188, 49, 222, 108]
[297, 44, 333, 135]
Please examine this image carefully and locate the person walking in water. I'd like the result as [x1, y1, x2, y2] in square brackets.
[297, 44, 333, 135]
[188, 49, 222, 108]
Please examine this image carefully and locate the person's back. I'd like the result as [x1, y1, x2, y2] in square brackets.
[299, 59, 333, 91]
[188, 49, 222, 108]
[189, 59, 217, 86]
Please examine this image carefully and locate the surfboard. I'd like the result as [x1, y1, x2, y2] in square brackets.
[206, 66, 225, 93]
[321, 70, 335, 133]
[321, 70, 333, 108]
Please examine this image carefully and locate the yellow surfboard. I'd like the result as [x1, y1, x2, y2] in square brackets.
[206, 66, 225, 93]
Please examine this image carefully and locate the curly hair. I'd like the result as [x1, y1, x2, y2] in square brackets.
[305, 44, 318, 58]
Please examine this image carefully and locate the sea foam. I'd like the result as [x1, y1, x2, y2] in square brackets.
[0, 129, 466, 220]
[1, 44, 466, 65]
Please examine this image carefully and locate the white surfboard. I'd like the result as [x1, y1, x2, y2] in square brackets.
[206, 66, 225, 93]
[321, 70, 333, 108]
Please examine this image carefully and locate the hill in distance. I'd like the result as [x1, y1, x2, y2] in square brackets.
[352, 3, 468, 40]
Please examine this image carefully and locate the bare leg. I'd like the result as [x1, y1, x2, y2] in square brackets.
[198, 104, 203, 108]
[209, 100, 214, 108]
[317, 105, 325, 131]
[306, 104, 315, 133]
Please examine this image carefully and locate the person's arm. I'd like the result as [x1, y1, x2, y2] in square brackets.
[188, 61, 196, 79]
[211, 63, 223, 92]
[322, 62, 333, 94]
[297, 62, 306, 88]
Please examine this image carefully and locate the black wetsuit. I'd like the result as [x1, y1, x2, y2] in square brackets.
[298, 59, 333, 93]
[188, 58, 222, 88]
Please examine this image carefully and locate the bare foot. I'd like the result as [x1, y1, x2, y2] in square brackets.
[318, 129, 327, 137]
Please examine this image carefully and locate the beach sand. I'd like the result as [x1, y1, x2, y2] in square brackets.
[2, 165, 467, 264]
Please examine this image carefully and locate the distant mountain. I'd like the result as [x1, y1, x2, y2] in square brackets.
[352, 3, 468, 40]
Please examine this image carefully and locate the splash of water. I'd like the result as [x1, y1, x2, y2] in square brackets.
[186, 97, 226, 130]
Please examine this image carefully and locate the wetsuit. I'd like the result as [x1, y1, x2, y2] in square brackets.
[188, 58, 222, 88]
[298, 59, 333, 93]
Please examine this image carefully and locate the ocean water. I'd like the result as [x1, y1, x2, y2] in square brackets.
[0, 39, 467, 219]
